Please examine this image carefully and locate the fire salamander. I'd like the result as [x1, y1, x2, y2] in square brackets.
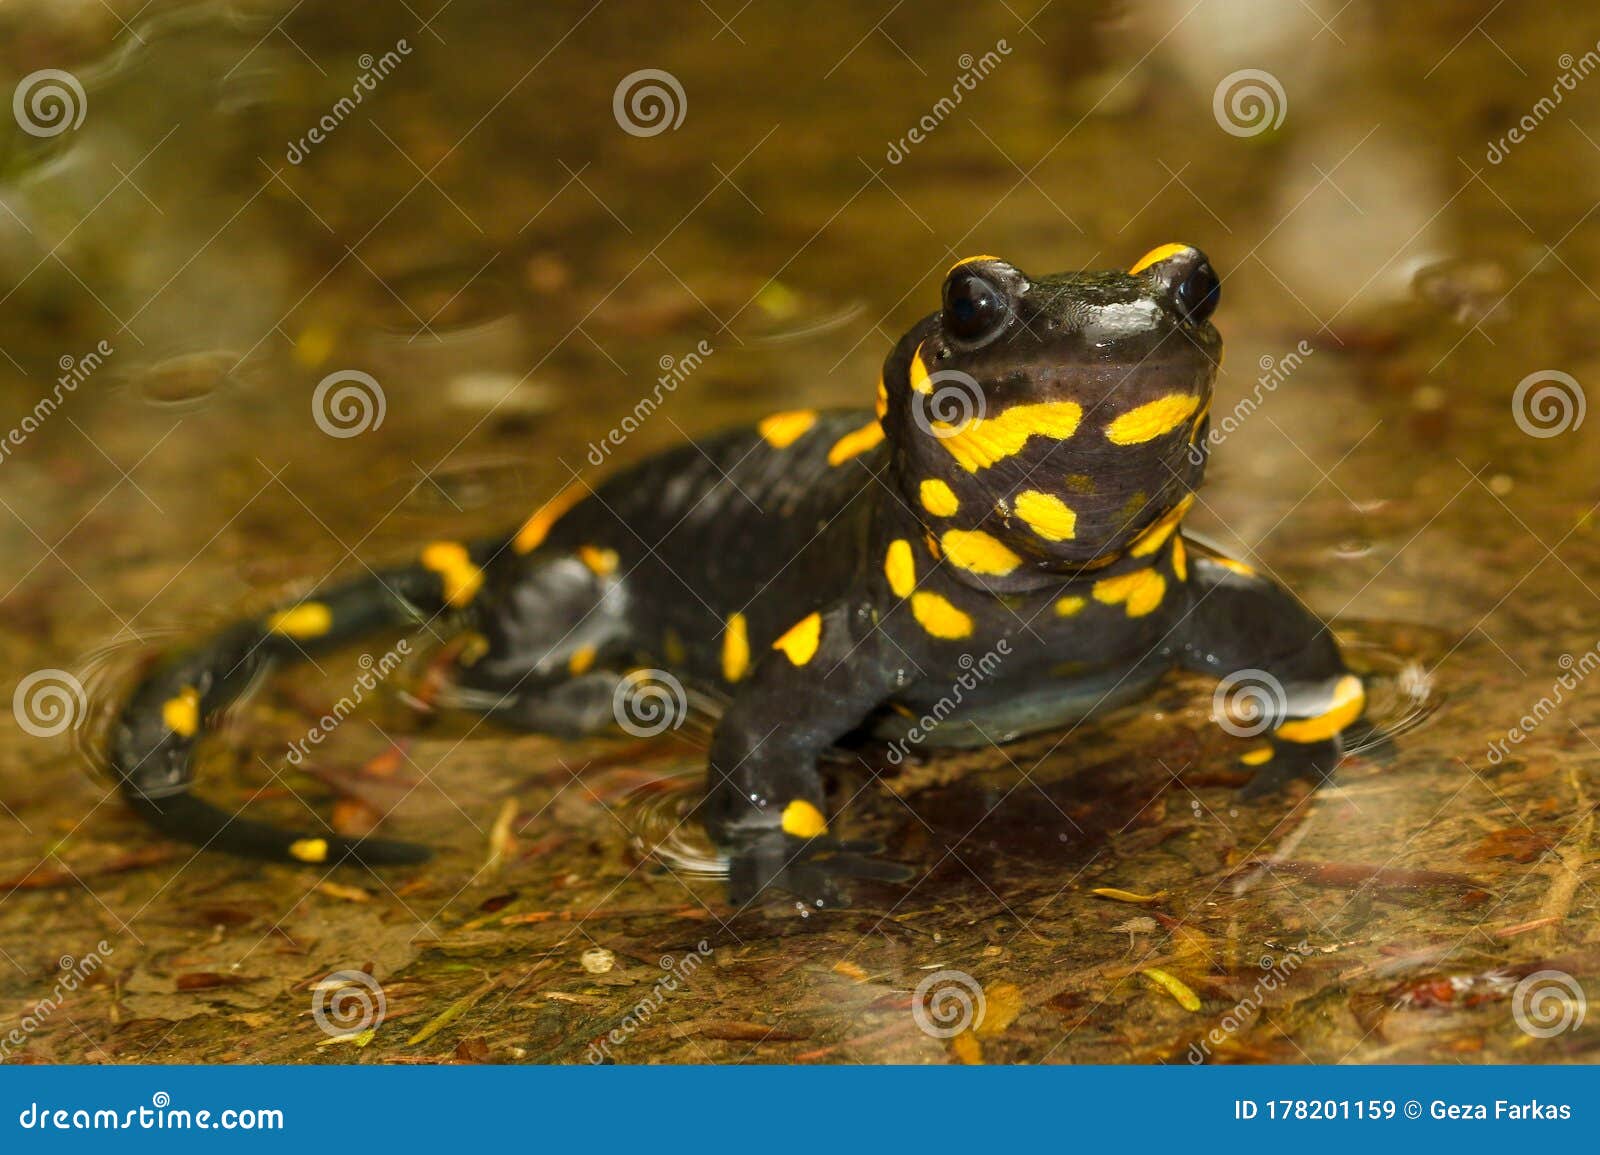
[113, 244, 1366, 903]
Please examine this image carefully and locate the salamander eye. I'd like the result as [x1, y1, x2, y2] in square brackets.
[941, 266, 1010, 346]
[1173, 258, 1221, 325]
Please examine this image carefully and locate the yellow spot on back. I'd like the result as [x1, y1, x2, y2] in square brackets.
[267, 602, 334, 639]
[1240, 745, 1275, 766]
[1129, 243, 1191, 275]
[577, 544, 619, 577]
[568, 644, 597, 675]
[1172, 537, 1188, 581]
[1106, 394, 1201, 446]
[827, 419, 885, 465]
[1054, 595, 1085, 617]
[1013, 490, 1077, 541]
[885, 539, 916, 598]
[1129, 496, 1195, 556]
[941, 529, 1022, 576]
[161, 686, 200, 737]
[909, 344, 934, 394]
[515, 485, 584, 554]
[289, 838, 328, 864]
[1277, 675, 1365, 744]
[934, 401, 1083, 472]
[781, 799, 828, 839]
[772, 612, 823, 666]
[1093, 569, 1167, 617]
[421, 540, 485, 607]
[911, 591, 973, 639]
[919, 478, 959, 517]
[722, 613, 750, 683]
[757, 409, 817, 449]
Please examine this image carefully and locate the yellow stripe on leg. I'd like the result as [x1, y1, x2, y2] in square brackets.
[1276, 675, 1365, 744]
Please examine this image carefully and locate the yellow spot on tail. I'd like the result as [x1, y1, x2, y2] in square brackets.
[934, 400, 1083, 472]
[722, 613, 750, 683]
[1013, 490, 1077, 541]
[1213, 556, 1257, 578]
[1106, 394, 1201, 445]
[1240, 745, 1275, 766]
[1172, 537, 1188, 581]
[909, 343, 934, 394]
[757, 409, 817, 449]
[948, 254, 1000, 274]
[1093, 569, 1167, 617]
[827, 419, 884, 465]
[1129, 496, 1195, 556]
[577, 544, 619, 577]
[420, 540, 484, 608]
[568, 644, 597, 675]
[515, 485, 584, 554]
[1276, 675, 1365, 744]
[161, 686, 200, 737]
[920, 478, 959, 517]
[1054, 595, 1085, 617]
[267, 602, 334, 639]
[884, 539, 916, 598]
[781, 799, 828, 839]
[772, 612, 823, 666]
[875, 374, 889, 420]
[1129, 243, 1192, 275]
[941, 529, 1022, 576]
[911, 591, 973, 639]
[289, 838, 328, 864]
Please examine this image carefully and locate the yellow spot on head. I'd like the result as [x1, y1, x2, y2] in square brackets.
[1093, 568, 1167, 617]
[289, 838, 328, 864]
[722, 613, 750, 683]
[911, 591, 973, 639]
[781, 799, 828, 839]
[884, 539, 916, 598]
[576, 544, 619, 578]
[827, 419, 885, 466]
[1129, 496, 1194, 556]
[161, 686, 200, 737]
[934, 401, 1083, 472]
[515, 485, 584, 554]
[940, 529, 1022, 576]
[1054, 595, 1085, 617]
[757, 409, 817, 449]
[1276, 675, 1365, 744]
[1171, 537, 1188, 581]
[1240, 745, 1274, 766]
[1106, 394, 1202, 446]
[772, 612, 823, 666]
[421, 540, 485, 608]
[909, 343, 934, 394]
[1013, 490, 1077, 542]
[919, 478, 959, 518]
[568, 644, 597, 675]
[948, 254, 1000, 275]
[267, 602, 334, 639]
[1128, 243, 1192, 275]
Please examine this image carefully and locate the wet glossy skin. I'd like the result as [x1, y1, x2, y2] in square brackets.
[111, 245, 1367, 903]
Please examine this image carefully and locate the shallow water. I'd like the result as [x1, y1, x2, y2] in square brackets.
[1, 1, 1599, 1064]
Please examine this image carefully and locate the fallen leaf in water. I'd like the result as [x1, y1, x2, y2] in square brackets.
[1141, 967, 1202, 1012]
[1091, 887, 1170, 904]
[975, 981, 1025, 1038]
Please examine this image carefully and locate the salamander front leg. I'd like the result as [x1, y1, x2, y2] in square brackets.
[1177, 551, 1366, 794]
[699, 602, 913, 906]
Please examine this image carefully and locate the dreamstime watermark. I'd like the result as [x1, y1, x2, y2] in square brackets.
[1211, 668, 1287, 738]
[910, 367, 986, 441]
[885, 39, 1012, 164]
[284, 641, 411, 766]
[884, 640, 1011, 765]
[912, 969, 986, 1038]
[613, 69, 686, 137]
[1512, 369, 1584, 438]
[612, 668, 688, 738]
[1487, 42, 1600, 164]
[1186, 947, 1303, 1063]
[13, 69, 87, 137]
[310, 969, 385, 1039]
[12, 669, 87, 739]
[1187, 340, 1312, 464]
[285, 40, 412, 164]
[313, 369, 386, 437]
[586, 338, 713, 465]
[0, 942, 113, 1060]
[585, 941, 712, 1062]
[1511, 970, 1586, 1038]
[1212, 69, 1287, 137]
[1486, 642, 1600, 764]
[0, 340, 113, 466]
